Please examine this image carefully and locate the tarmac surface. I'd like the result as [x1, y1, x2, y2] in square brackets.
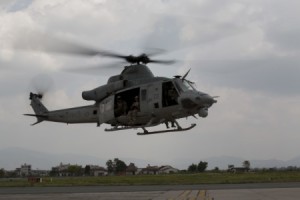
[0, 182, 300, 199]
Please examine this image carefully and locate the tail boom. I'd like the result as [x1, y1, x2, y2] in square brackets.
[25, 92, 99, 125]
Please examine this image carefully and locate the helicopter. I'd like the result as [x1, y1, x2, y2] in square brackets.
[24, 39, 218, 135]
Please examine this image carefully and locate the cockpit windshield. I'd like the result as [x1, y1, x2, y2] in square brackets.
[182, 80, 196, 91]
[173, 79, 196, 93]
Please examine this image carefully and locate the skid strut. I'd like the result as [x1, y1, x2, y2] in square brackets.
[137, 123, 196, 135]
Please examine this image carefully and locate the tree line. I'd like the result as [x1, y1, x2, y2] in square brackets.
[106, 158, 127, 174]
[49, 158, 133, 176]
[187, 161, 208, 173]
[3, 159, 300, 178]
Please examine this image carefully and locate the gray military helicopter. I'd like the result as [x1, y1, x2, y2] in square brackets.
[25, 43, 217, 135]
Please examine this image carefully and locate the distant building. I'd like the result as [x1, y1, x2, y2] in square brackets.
[16, 163, 31, 177]
[139, 165, 159, 175]
[227, 165, 249, 173]
[31, 169, 50, 177]
[89, 165, 107, 176]
[51, 162, 71, 176]
[158, 165, 179, 174]
[138, 165, 180, 175]
[126, 163, 137, 175]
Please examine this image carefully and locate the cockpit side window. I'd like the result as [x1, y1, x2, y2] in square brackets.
[173, 80, 182, 93]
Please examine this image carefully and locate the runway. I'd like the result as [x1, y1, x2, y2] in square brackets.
[1, 182, 300, 199]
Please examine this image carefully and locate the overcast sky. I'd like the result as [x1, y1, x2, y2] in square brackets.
[1, 0, 300, 170]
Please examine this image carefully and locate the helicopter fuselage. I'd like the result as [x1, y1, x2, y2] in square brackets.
[32, 76, 215, 126]
[26, 64, 217, 133]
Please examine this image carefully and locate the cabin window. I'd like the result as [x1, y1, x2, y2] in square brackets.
[93, 110, 97, 115]
[162, 81, 179, 107]
[114, 87, 140, 117]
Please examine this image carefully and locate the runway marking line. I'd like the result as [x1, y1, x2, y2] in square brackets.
[166, 189, 214, 200]
[179, 190, 192, 198]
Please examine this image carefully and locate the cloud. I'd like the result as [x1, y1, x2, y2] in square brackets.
[1, 0, 300, 169]
[6, 0, 33, 12]
[262, 1, 300, 53]
[189, 57, 300, 96]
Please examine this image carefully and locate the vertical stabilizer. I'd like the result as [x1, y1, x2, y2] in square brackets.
[24, 93, 49, 125]
[29, 92, 48, 114]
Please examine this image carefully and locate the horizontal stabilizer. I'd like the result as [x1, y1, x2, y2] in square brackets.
[24, 113, 48, 126]
[24, 114, 48, 118]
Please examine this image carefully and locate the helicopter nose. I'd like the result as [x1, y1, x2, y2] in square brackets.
[179, 92, 216, 110]
[195, 94, 217, 106]
[203, 94, 217, 104]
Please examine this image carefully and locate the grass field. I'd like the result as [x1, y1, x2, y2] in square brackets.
[1, 171, 300, 187]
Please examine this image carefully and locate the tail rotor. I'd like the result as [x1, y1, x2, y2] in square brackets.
[29, 73, 54, 100]
[26, 74, 53, 125]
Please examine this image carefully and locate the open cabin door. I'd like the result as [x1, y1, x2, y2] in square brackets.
[99, 95, 114, 125]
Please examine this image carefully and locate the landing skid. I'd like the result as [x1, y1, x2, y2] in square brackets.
[137, 123, 196, 136]
[105, 125, 140, 132]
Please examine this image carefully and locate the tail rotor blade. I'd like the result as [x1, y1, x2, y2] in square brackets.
[30, 74, 54, 96]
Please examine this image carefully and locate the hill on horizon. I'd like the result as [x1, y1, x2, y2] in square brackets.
[1, 147, 300, 170]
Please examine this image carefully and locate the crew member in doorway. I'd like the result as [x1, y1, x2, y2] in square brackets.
[115, 96, 127, 117]
[128, 96, 139, 124]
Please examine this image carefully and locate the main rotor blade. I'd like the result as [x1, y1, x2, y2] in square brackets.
[63, 61, 126, 75]
[148, 59, 176, 65]
[15, 30, 127, 58]
[143, 48, 166, 57]
[15, 30, 176, 65]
